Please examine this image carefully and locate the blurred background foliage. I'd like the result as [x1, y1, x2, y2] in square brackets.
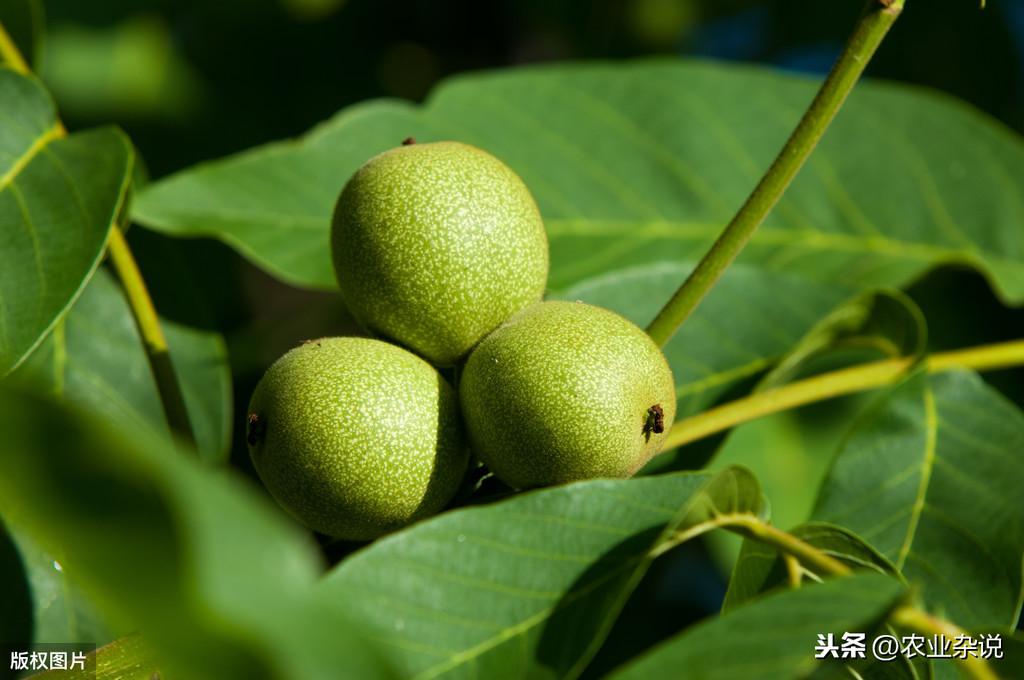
[30, 0, 1024, 175]
[6, 0, 1023, 671]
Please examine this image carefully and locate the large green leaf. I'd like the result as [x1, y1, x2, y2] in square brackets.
[134, 60, 1024, 299]
[813, 370, 1024, 631]
[8, 268, 231, 461]
[0, 385, 393, 680]
[318, 466, 763, 679]
[0, 68, 132, 376]
[610, 572, 906, 680]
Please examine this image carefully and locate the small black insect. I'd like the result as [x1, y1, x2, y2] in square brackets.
[247, 413, 267, 446]
[402, 136, 416, 145]
[643, 404, 665, 441]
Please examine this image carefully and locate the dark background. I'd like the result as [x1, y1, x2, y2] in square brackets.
[22, 0, 1024, 672]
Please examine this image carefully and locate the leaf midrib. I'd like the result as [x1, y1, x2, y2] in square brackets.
[546, 219, 1010, 266]
[0, 123, 62, 191]
[895, 386, 938, 570]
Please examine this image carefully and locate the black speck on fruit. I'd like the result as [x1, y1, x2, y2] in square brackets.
[644, 404, 665, 441]
[247, 412, 266, 446]
[402, 136, 416, 145]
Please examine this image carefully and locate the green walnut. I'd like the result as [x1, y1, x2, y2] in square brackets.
[331, 140, 548, 366]
[460, 301, 676, 488]
[246, 337, 469, 540]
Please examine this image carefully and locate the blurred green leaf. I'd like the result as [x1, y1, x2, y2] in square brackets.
[31, 635, 159, 680]
[0, 0, 44, 69]
[6, 526, 112, 646]
[319, 466, 762, 679]
[609, 572, 906, 679]
[8, 269, 231, 461]
[0, 385, 393, 680]
[723, 522, 899, 612]
[40, 16, 202, 122]
[813, 370, 1024, 630]
[279, 0, 346, 22]
[854, 655, 933, 680]
[0, 68, 132, 376]
[626, 0, 697, 48]
[984, 631, 1023, 679]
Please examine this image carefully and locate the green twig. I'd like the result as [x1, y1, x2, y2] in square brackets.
[651, 511, 852, 575]
[0, 19, 195, 446]
[107, 228, 196, 445]
[890, 607, 1000, 680]
[726, 515, 853, 577]
[662, 338, 1024, 451]
[782, 554, 804, 588]
[646, 0, 906, 346]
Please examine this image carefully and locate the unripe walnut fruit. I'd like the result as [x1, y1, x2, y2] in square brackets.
[331, 141, 548, 366]
[460, 301, 676, 489]
[247, 337, 469, 540]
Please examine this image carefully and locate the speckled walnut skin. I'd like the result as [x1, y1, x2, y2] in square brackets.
[247, 337, 469, 540]
[460, 301, 677, 489]
[331, 141, 549, 366]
